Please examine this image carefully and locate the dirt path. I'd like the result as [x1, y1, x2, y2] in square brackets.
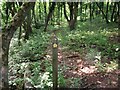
[47, 46, 119, 88]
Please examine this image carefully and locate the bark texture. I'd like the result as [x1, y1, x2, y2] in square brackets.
[1, 2, 35, 89]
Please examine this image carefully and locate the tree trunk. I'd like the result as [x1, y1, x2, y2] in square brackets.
[85, 4, 87, 21]
[44, 2, 56, 32]
[106, 2, 109, 22]
[96, 2, 109, 23]
[5, 2, 10, 24]
[18, 26, 22, 46]
[89, 2, 92, 21]
[64, 2, 78, 30]
[44, 2, 47, 23]
[24, 9, 32, 40]
[39, 2, 41, 20]
[57, 3, 60, 23]
[32, 5, 38, 28]
[111, 2, 117, 22]
[71, 2, 78, 30]
[80, 2, 83, 21]
[60, 3, 63, 22]
[1, 2, 35, 89]
[63, 2, 69, 22]
[101, 2, 104, 19]
[68, 2, 74, 21]
[92, 2, 95, 19]
[114, 2, 119, 22]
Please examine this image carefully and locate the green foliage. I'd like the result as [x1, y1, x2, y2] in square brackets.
[58, 72, 66, 87]
[9, 29, 52, 88]
[105, 60, 118, 72]
[95, 60, 118, 72]
[9, 31, 50, 63]
[9, 29, 66, 89]
[67, 78, 82, 88]
[85, 49, 101, 61]
[0, 1, 117, 89]
[95, 61, 106, 72]
[60, 21, 119, 61]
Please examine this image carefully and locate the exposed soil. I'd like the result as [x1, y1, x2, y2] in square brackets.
[47, 46, 120, 89]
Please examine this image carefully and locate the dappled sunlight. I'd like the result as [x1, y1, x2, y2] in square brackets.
[80, 66, 97, 74]
[3, 1, 119, 89]
[55, 45, 119, 88]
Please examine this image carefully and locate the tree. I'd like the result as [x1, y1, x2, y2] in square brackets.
[1, 2, 35, 89]
[96, 2, 109, 23]
[44, 2, 56, 31]
[89, 2, 92, 21]
[23, 9, 32, 40]
[111, 2, 117, 22]
[79, 2, 83, 21]
[63, 2, 79, 30]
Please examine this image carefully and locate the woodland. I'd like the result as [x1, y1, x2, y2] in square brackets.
[0, 1, 120, 90]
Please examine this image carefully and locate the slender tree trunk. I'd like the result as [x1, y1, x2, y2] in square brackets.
[57, 3, 60, 23]
[63, 2, 69, 22]
[101, 2, 104, 18]
[44, 2, 47, 23]
[1, 2, 35, 89]
[60, 3, 63, 22]
[92, 2, 95, 19]
[39, 2, 41, 20]
[117, 2, 120, 18]
[96, 2, 109, 23]
[89, 2, 92, 21]
[114, 2, 119, 22]
[5, 2, 10, 24]
[80, 2, 83, 21]
[106, 2, 109, 22]
[85, 4, 87, 21]
[72, 2, 78, 29]
[44, 2, 56, 32]
[111, 2, 117, 22]
[32, 5, 38, 28]
[24, 9, 32, 40]
[18, 26, 22, 46]
[68, 2, 73, 21]
[64, 2, 78, 30]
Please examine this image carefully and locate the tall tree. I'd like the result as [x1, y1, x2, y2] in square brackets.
[111, 2, 117, 22]
[106, 2, 109, 22]
[23, 9, 32, 40]
[89, 2, 92, 21]
[44, 2, 47, 23]
[44, 2, 56, 31]
[79, 2, 83, 21]
[91, 2, 95, 19]
[96, 2, 109, 23]
[64, 2, 78, 30]
[1, 2, 35, 89]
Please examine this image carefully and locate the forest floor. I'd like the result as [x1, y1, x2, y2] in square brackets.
[46, 46, 119, 88]
[8, 21, 119, 89]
